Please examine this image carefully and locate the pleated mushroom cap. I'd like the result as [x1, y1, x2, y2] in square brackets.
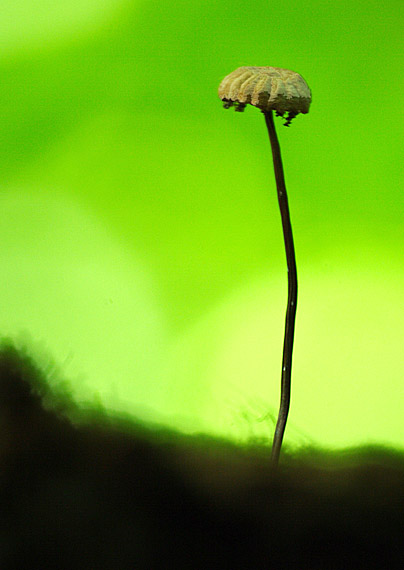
[219, 66, 311, 116]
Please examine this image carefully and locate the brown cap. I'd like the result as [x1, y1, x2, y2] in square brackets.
[219, 66, 311, 121]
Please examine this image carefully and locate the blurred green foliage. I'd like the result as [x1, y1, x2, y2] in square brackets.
[1, 0, 403, 449]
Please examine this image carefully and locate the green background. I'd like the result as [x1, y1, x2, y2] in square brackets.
[1, 0, 403, 450]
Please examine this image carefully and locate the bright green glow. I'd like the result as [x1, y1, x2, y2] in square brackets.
[0, 191, 167, 413]
[1, 0, 403, 451]
[0, 0, 130, 54]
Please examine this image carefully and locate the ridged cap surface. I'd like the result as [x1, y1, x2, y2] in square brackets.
[218, 66, 311, 115]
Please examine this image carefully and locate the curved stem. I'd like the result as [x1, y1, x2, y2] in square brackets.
[263, 111, 298, 470]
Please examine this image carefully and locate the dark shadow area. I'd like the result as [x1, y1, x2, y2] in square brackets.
[1, 341, 403, 569]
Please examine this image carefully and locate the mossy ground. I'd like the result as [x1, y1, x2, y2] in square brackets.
[1, 342, 403, 569]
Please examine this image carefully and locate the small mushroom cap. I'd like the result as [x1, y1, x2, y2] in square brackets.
[218, 66, 311, 115]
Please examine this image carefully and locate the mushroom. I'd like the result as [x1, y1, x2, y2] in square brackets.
[218, 66, 312, 469]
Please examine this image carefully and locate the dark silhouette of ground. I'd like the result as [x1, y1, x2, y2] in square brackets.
[1, 341, 403, 569]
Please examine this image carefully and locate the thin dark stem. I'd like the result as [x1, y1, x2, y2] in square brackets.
[263, 110, 298, 471]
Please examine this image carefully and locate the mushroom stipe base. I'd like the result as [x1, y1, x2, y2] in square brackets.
[263, 110, 297, 470]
